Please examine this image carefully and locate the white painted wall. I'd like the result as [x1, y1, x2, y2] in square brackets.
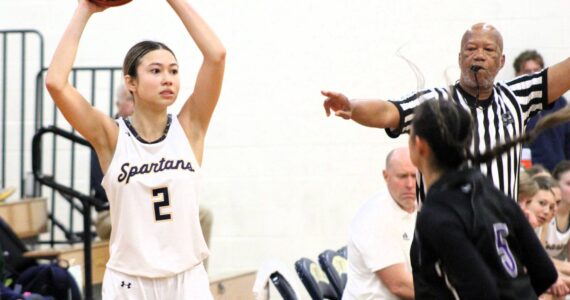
[1, 0, 569, 297]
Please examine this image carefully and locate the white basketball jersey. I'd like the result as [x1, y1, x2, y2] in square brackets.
[102, 115, 209, 278]
[543, 217, 570, 260]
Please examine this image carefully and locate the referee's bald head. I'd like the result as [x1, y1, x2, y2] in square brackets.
[461, 23, 504, 53]
[458, 22, 506, 91]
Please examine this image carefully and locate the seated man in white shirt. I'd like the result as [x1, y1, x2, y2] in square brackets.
[343, 147, 417, 299]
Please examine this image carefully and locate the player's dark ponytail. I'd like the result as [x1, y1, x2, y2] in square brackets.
[469, 106, 570, 165]
[411, 100, 473, 170]
[411, 100, 570, 169]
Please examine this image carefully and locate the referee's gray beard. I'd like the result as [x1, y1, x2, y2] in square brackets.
[461, 71, 494, 92]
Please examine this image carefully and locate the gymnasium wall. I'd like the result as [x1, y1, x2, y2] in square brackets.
[1, 0, 569, 285]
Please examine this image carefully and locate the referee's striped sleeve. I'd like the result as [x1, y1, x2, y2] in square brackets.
[506, 68, 549, 122]
[385, 89, 444, 138]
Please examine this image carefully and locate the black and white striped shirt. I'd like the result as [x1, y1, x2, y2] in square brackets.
[386, 69, 549, 202]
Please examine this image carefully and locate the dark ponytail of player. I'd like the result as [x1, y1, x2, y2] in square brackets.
[411, 100, 570, 171]
[469, 106, 570, 165]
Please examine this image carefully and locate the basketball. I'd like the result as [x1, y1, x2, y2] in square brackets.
[89, 0, 132, 7]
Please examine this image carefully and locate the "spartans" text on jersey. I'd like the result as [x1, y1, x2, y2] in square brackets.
[118, 158, 195, 183]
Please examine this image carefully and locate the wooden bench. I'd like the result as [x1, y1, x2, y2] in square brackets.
[210, 271, 256, 300]
[1, 197, 109, 286]
[25, 241, 110, 285]
[0, 197, 47, 239]
[27, 237, 255, 296]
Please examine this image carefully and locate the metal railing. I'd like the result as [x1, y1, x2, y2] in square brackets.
[1, 28, 123, 300]
[35, 66, 122, 248]
[32, 126, 108, 300]
[0, 30, 44, 196]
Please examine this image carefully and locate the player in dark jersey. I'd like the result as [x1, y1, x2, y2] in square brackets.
[407, 99, 570, 299]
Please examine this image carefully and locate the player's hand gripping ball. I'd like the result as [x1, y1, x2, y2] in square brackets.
[89, 0, 132, 7]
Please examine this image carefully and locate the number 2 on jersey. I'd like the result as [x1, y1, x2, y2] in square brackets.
[152, 187, 172, 221]
[493, 223, 517, 277]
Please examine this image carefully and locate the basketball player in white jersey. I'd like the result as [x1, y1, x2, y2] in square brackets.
[46, 0, 225, 299]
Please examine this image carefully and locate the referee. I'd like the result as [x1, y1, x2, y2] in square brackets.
[322, 22, 570, 202]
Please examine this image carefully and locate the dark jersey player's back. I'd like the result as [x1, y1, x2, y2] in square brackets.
[411, 168, 556, 299]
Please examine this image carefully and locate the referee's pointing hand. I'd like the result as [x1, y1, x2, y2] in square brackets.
[322, 90, 352, 119]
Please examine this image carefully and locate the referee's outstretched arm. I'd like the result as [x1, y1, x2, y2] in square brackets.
[547, 57, 570, 103]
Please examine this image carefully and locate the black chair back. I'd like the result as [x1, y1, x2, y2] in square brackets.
[318, 249, 348, 297]
[270, 271, 299, 300]
[337, 246, 347, 259]
[294, 257, 338, 300]
[0, 218, 38, 278]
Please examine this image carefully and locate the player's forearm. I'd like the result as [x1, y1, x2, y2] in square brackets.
[46, 5, 92, 92]
[168, 0, 226, 63]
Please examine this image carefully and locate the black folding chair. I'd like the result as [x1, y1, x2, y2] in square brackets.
[318, 249, 348, 298]
[294, 257, 338, 300]
[0, 217, 39, 278]
[270, 271, 299, 300]
[337, 246, 347, 259]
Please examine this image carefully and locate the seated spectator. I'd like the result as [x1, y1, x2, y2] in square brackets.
[527, 164, 552, 178]
[549, 161, 570, 261]
[541, 161, 570, 299]
[115, 83, 134, 118]
[526, 176, 558, 231]
[524, 174, 570, 299]
[519, 171, 540, 227]
[343, 147, 416, 299]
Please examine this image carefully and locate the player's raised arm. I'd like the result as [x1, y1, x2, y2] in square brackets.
[170, 0, 226, 162]
[45, 0, 118, 168]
